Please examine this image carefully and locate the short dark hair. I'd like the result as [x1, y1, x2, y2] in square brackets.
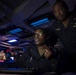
[53, 0, 69, 10]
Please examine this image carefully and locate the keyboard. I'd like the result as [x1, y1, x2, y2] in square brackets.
[0, 68, 44, 74]
[0, 68, 52, 74]
[0, 68, 33, 73]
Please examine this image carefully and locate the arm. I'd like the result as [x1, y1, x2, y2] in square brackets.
[3, 54, 6, 60]
[44, 46, 53, 59]
[44, 46, 58, 60]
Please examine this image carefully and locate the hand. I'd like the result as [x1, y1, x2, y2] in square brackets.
[44, 49, 52, 58]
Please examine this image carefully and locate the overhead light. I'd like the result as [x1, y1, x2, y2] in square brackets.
[30, 18, 50, 26]
[9, 28, 22, 34]
[7, 39, 17, 43]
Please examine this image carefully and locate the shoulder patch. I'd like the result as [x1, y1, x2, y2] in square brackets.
[55, 28, 61, 31]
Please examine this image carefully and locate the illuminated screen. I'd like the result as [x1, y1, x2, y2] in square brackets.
[0, 47, 29, 74]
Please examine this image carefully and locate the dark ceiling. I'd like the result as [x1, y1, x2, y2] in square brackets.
[0, 0, 26, 9]
[0, 0, 76, 48]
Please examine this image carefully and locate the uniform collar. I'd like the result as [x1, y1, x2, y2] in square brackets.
[29, 45, 43, 60]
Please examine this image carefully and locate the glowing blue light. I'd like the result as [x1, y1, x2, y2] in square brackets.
[31, 18, 50, 26]
[7, 39, 17, 43]
[9, 28, 22, 34]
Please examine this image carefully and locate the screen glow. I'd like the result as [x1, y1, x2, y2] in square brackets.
[7, 39, 17, 43]
[31, 18, 50, 26]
